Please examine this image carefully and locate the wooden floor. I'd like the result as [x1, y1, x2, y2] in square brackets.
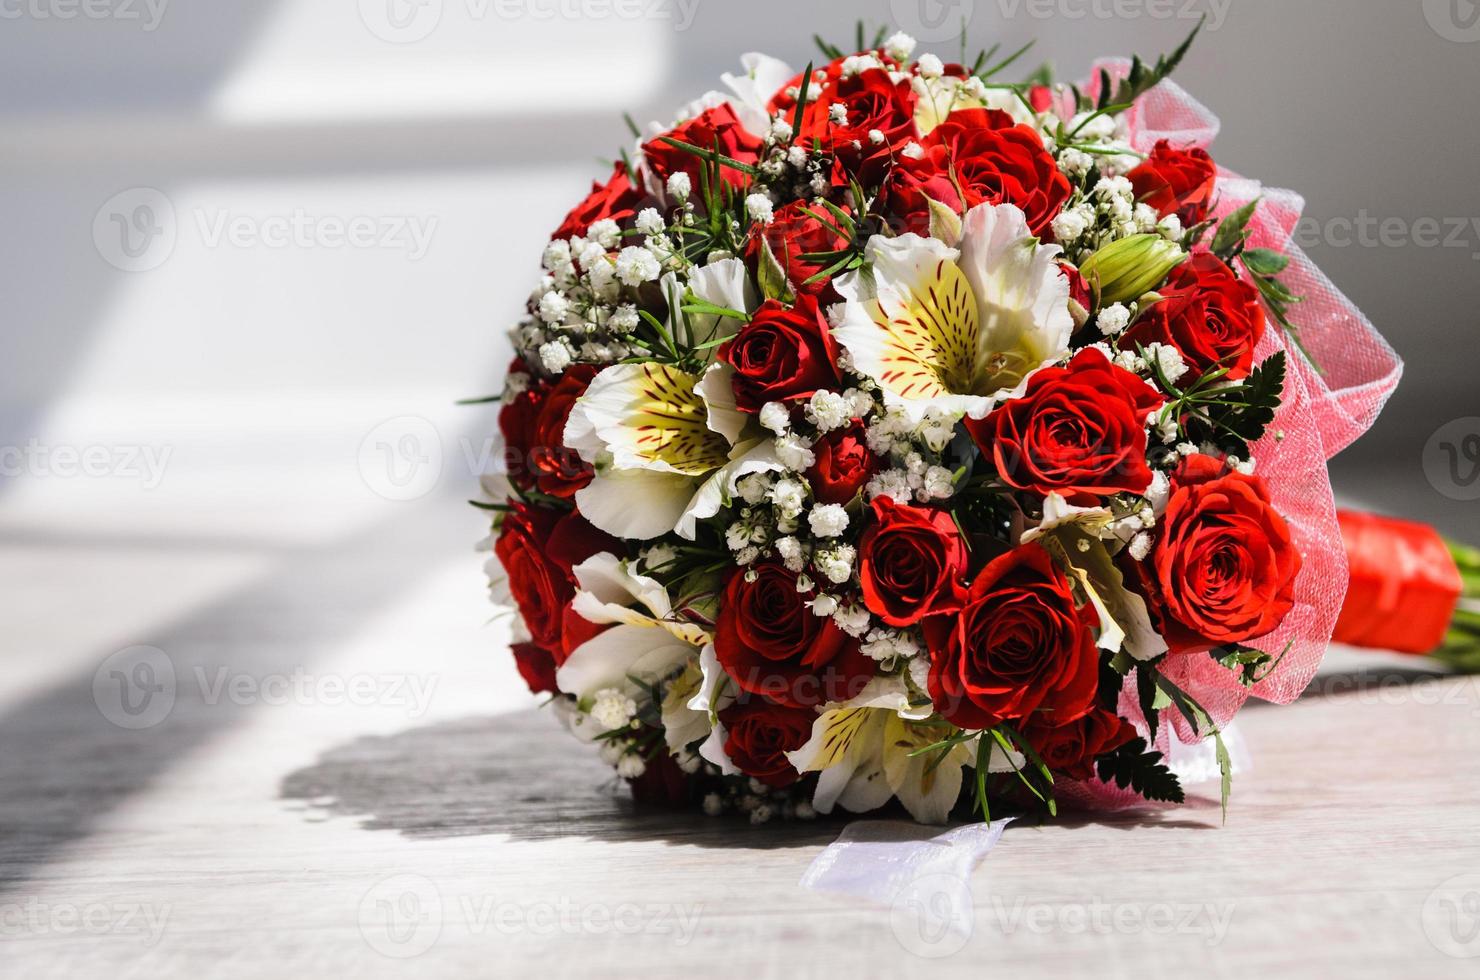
[3, 496, 1480, 979]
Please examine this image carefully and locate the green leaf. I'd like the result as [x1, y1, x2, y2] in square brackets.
[656, 136, 759, 177]
[1095, 738, 1185, 804]
[982, 40, 1036, 80]
[1106, 16, 1205, 108]
[756, 234, 794, 303]
[975, 734, 992, 823]
[455, 394, 502, 406]
[1212, 198, 1261, 260]
[1241, 247, 1290, 276]
[791, 61, 814, 142]
[1214, 729, 1232, 824]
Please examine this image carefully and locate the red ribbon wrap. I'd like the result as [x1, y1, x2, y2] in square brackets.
[1333, 510, 1462, 655]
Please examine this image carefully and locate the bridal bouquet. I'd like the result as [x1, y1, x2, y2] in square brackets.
[477, 23, 1401, 824]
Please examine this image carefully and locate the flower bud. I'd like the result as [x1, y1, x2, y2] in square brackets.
[1078, 234, 1186, 306]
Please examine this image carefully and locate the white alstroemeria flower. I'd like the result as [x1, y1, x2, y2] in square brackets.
[786, 677, 1018, 825]
[912, 75, 1040, 135]
[664, 53, 795, 141]
[832, 203, 1074, 422]
[676, 257, 758, 355]
[570, 553, 712, 646]
[565, 360, 755, 541]
[556, 623, 697, 725]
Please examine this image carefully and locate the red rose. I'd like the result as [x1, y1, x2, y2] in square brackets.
[547, 508, 621, 577]
[1134, 455, 1302, 655]
[626, 748, 691, 807]
[498, 360, 544, 492]
[966, 349, 1165, 504]
[495, 505, 574, 649]
[925, 109, 1071, 238]
[716, 294, 843, 412]
[528, 366, 597, 499]
[642, 104, 763, 195]
[807, 420, 880, 505]
[552, 162, 643, 242]
[511, 642, 559, 696]
[925, 543, 1099, 730]
[795, 68, 918, 176]
[1022, 709, 1136, 781]
[718, 699, 815, 787]
[1119, 253, 1267, 381]
[1129, 140, 1217, 226]
[746, 200, 851, 297]
[858, 497, 968, 627]
[715, 564, 874, 708]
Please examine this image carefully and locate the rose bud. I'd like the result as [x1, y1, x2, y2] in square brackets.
[806, 420, 880, 506]
[1130, 455, 1303, 655]
[858, 497, 968, 627]
[1078, 234, 1186, 305]
[1128, 140, 1218, 226]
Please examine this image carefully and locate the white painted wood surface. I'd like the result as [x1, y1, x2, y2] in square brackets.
[3, 499, 1479, 979]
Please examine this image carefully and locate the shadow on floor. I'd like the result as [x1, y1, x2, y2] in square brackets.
[280, 708, 843, 851]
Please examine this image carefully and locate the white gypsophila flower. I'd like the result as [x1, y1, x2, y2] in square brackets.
[1151, 409, 1178, 445]
[1057, 148, 1094, 178]
[579, 342, 613, 363]
[845, 388, 875, 418]
[676, 748, 702, 774]
[768, 116, 794, 142]
[1176, 442, 1199, 458]
[1129, 533, 1155, 563]
[588, 218, 622, 249]
[1094, 175, 1134, 200]
[1148, 343, 1190, 384]
[539, 340, 573, 374]
[542, 239, 573, 273]
[1235, 457, 1256, 475]
[915, 53, 944, 79]
[809, 593, 839, 618]
[868, 129, 886, 146]
[614, 246, 661, 286]
[1052, 208, 1090, 243]
[616, 754, 647, 779]
[1113, 349, 1145, 374]
[1097, 303, 1132, 336]
[635, 208, 666, 237]
[808, 504, 850, 538]
[587, 258, 619, 300]
[769, 478, 807, 518]
[1134, 203, 1161, 234]
[759, 402, 791, 436]
[840, 53, 883, 78]
[749, 803, 773, 825]
[610, 304, 640, 332]
[921, 465, 955, 501]
[867, 469, 914, 504]
[746, 193, 775, 225]
[575, 238, 607, 270]
[666, 171, 692, 201]
[505, 371, 531, 395]
[806, 390, 851, 433]
[832, 602, 871, 637]
[538, 290, 570, 325]
[916, 410, 961, 453]
[735, 545, 761, 566]
[795, 800, 817, 820]
[737, 472, 773, 506]
[1158, 214, 1184, 240]
[810, 173, 828, 195]
[815, 544, 855, 585]
[702, 793, 724, 816]
[786, 145, 809, 169]
[775, 433, 816, 471]
[829, 102, 849, 125]
[884, 31, 916, 62]
[900, 141, 925, 160]
[775, 535, 806, 572]
[590, 687, 638, 730]
[599, 740, 624, 766]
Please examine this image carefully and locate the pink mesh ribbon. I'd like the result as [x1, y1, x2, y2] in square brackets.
[1066, 64, 1404, 809]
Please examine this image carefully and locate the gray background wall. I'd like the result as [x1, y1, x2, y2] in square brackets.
[2, 0, 1476, 540]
